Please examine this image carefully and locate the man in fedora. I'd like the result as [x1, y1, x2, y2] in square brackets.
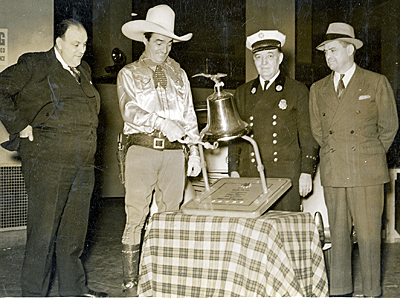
[309, 22, 398, 297]
[117, 4, 201, 296]
[228, 30, 319, 211]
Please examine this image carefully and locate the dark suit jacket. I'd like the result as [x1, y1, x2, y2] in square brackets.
[309, 65, 398, 187]
[229, 73, 319, 182]
[0, 48, 100, 150]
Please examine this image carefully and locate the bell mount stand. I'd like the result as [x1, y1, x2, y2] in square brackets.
[198, 135, 268, 194]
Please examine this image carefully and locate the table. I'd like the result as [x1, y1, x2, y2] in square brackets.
[138, 211, 329, 297]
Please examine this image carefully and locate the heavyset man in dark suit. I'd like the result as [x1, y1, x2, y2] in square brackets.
[309, 22, 398, 297]
[228, 30, 319, 211]
[0, 19, 107, 297]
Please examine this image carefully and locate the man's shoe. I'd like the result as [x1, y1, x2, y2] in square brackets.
[81, 289, 109, 297]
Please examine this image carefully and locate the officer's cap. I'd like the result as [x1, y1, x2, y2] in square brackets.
[246, 30, 286, 53]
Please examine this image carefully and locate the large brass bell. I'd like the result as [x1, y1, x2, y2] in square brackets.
[194, 73, 249, 142]
[201, 94, 249, 142]
[192, 73, 266, 193]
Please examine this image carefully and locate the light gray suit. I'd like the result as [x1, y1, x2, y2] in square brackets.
[310, 65, 398, 296]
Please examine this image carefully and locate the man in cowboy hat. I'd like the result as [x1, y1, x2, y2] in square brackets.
[117, 4, 201, 296]
[228, 30, 319, 211]
[309, 22, 398, 297]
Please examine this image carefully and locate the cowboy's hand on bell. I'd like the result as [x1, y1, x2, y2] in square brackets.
[160, 118, 185, 142]
[20, 125, 33, 141]
[187, 155, 201, 177]
[299, 173, 312, 197]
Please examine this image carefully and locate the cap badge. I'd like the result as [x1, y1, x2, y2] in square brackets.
[251, 87, 257, 94]
[278, 99, 287, 110]
[258, 32, 264, 39]
[276, 85, 283, 92]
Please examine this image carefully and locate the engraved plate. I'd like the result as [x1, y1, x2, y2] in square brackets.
[182, 177, 291, 218]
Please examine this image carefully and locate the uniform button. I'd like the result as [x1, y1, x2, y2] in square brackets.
[249, 116, 254, 120]
[329, 130, 333, 134]
[272, 121, 277, 126]
[274, 158, 278, 162]
[273, 140, 277, 144]
[250, 134, 254, 138]
[356, 110, 361, 114]
[250, 152, 255, 156]
[352, 147, 356, 151]
[350, 130, 354, 134]
[251, 158, 256, 163]
[250, 122, 254, 127]
[272, 115, 277, 119]
[330, 148, 335, 153]
[273, 151, 278, 155]
[273, 133, 277, 137]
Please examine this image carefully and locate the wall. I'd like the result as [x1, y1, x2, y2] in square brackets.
[0, 0, 54, 166]
[92, 0, 133, 79]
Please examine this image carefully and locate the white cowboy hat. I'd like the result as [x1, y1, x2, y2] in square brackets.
[316, 22, 363, 51]
[121, 4, 192, 43]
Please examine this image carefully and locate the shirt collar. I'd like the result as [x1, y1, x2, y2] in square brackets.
[54, 47, 71, 71]
[334, 63, 356, 88]
[142, 54, 167, 71]
[260, 70, 280, 90]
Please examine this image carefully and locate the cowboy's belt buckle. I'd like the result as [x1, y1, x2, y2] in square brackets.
[153, 138, 165, 149]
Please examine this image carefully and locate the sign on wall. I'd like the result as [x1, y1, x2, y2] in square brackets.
[0, 29, 8, 65]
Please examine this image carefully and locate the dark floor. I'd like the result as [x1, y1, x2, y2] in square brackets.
[1, 197, 400, 297]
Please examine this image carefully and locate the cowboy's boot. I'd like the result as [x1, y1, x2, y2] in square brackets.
[122, 244, 141, 297]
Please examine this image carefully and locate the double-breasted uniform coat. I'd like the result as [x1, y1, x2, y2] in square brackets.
[309, 65, 398, 296]
[229, 73, 319, 211]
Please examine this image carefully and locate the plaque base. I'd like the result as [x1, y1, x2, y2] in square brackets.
[181, 177, 292, 218]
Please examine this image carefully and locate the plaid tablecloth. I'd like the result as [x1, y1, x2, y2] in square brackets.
[138, 211, 328, 297]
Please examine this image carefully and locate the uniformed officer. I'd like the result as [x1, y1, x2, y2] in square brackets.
[228, 30, 319, 211]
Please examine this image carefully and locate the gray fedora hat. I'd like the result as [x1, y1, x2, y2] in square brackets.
[316, 22, 363, 51]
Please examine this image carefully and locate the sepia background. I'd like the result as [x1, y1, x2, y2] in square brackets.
[1, 0, 400, 296]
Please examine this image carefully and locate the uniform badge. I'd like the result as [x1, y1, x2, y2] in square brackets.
[258, 32, 264, 39]
[276, 85, 283, 92]
[278, 99, 287, 110]
[251, 87, 257, 94]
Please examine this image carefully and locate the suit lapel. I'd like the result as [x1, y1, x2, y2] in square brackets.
[331, 66, 365, 126]
[243, 77, 265, 117]
[320, 72, 339, 112]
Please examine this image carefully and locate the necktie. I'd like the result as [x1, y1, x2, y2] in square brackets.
[154, 65, 168, 89]
[70, 67, 81, 83]
[262, 80, 269, 91]
[337, 74, 345, 98]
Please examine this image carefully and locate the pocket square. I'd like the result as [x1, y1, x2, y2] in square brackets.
[359, 95, 371, 100]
